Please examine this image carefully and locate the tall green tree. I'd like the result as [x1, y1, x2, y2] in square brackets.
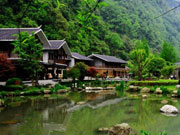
[160, 42, 178, 63]
[146, 56, 166, 78]
[12, 32, 43, 86]
[129, 40, 150, 80]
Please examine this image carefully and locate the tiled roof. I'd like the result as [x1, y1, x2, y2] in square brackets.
[88, 54, 127, 64]
[44, 40, 65, 50]
[72, 52, 92, 61]
[0, 28, 40, 41]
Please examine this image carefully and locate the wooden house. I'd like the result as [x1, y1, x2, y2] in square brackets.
[0, 27, 72, 79]
[88, 54, 129, 78]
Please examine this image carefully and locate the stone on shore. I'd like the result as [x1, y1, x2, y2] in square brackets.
[155, 88, 162, 94]
[141, 87, 150, 93]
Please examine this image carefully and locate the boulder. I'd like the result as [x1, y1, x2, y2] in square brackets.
[109, 123, 135, 135]
[161, 100, 168, 104]
[160, 105, 179, 114]
[176, 85, 180, 89]
[141, 87, 150, 93]
[43, 90, 51, 94]
[155, 88, 162, 94]
[128, 85, 138, 92]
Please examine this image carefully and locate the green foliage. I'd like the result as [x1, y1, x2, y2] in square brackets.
[140, 130, 167, 135]
[160, 42, 178, 63]
[178, 88, 180, 97]
[160, 86, 169, 95]
[129, 41, 150, 80]
[146, 56, 166, 78]
[161, 66, 175, 79]
[6, 78, 23, 86]
[68, 67, 80, 82]
[116, 81, 125, 92]
[73, 62, 88, 81]
[5, 85, 23, 91]
[1, 0, 180, 60]
[129, 80, 178, 86]
[12, 32, 43, 86]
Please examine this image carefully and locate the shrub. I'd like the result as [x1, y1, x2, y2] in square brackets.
[87, 67, 98, 78]
[5, 85, 23, 91]
[161, 66, 175, 79]
[116, 81, 125, 92]
[160, 86, 169, 95]
[129, 80, 178, 86]
[0, 54, 15, 81]
[6, 78, 23, 86]
[178, 88, 180, 97]
[68, 67, 80, 82]
[51, 84, 67, 93]
[73, 62, 88, 81]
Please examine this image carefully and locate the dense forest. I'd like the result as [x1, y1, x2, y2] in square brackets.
[1, 0, 180, 60]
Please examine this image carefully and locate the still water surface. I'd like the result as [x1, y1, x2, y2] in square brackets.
[0, 92, 180, 135]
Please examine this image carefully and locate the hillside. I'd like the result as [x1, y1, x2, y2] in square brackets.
[1, 0, 180, 60]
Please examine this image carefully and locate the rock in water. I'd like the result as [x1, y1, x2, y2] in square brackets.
[160, 105, 179, 114]
[109, 123, 135, 135]
[161, 100, 168, 104]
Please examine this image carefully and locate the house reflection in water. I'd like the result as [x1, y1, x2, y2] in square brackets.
[42, 103, 72, 135]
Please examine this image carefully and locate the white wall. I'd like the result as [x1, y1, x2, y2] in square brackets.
[69, 57, 75, 68]
[43, 51, 48, 63]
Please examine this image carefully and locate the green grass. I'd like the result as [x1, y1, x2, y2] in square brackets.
[129, 79, 178, 86]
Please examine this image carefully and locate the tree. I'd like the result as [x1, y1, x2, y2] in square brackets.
[12, 32, 43, 86]
[161, 66, 175, 79]
[129, 40, 150, 80]
[68, 67, 80, 83]
[146, 56, 166, 78]
[73, 62, 88, 81]
[87, 67, 98, 78]
[0, 54, 15, 81]
[160, 42, 178, 63]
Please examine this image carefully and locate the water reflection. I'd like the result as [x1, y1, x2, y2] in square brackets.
[0, 93, 180, 135]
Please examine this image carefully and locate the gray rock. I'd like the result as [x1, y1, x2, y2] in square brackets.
[155, 88, 162, 94]
[161, 100, 168, 104]
[160, 105, 179, 114]
[109, 123, 135, 135]
[141, 87, 150, 93]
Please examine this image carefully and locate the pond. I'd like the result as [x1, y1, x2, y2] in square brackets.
[0, 91, 180, 135]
